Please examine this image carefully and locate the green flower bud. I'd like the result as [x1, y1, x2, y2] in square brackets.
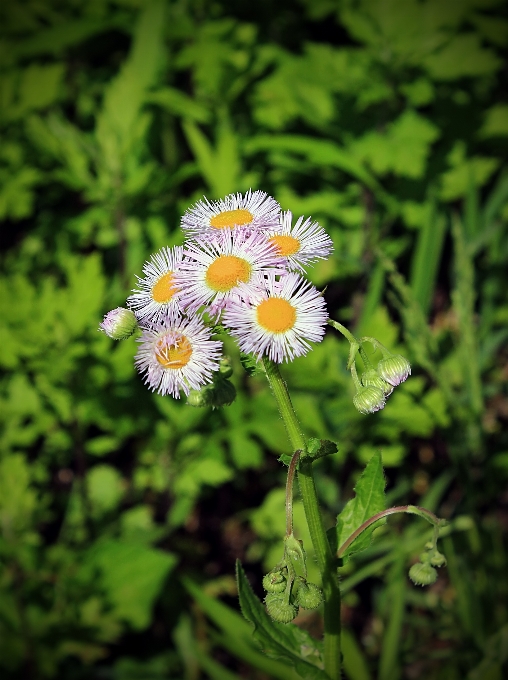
[429, 550, 447, 568]
[377, 355, 411, 387]
[186, 385, 215, 407]
[99, 307, 138, 340]
[294, 582, 324, 610]
[409, 562, 438, 586]
[263, 570, 287, 594]
[265, 594, 298, 624]
[210, 379, 236, 407]
[353, 386, 386, 414]
[419, 551, 431, 564]
[361, 369, 393, 396]
[187, 379, 236, 408]
[218, 356, 233, 379]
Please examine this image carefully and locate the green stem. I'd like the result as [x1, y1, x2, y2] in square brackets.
[262, 357, 341, 680]
[285, 451, 302, 537]
[337, 505, 446, 559]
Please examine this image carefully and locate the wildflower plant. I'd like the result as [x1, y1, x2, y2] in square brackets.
[100, 190, 447, 679]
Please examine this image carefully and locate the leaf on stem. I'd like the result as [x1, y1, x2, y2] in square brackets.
[335, 452, 386, 564]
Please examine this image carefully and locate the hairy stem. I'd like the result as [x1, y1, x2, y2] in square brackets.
[262, 357, 341, 680]
[285, 451, 302, 537]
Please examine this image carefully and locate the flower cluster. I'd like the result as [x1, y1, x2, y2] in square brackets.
[100, 190, 333, 399]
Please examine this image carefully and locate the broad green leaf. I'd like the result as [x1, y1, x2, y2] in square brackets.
[479, 105, 508, 139]
[349, 110, 440, 179]
[236, 561, 328, 680]
[87, 540, 176, 630]
[423, 33, 502, 80]
[336, 452, 386, 563]
[86, 465, 124, 515]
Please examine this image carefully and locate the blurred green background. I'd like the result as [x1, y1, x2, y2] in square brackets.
[1, 0, 508, 678]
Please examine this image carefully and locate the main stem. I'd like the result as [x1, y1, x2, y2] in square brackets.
[262, 357, 341, 680]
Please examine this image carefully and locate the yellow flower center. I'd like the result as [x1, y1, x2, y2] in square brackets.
[151, 272, 178, 303]
[209, 209, 253, 229]
[205, 255, 251, 292]
[256, 298, 297, 333]
[268, 234, 301, 256]
[155, 335, 192, 369]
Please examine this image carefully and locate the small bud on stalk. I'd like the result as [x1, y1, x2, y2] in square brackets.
[99, 308, 138, 340]
[353, 386, 386, 414]
[377, 354, 411, 387]
[361, 368, 393, 396]
[265, 593, 298, 624]
[409, 561, 438, 586]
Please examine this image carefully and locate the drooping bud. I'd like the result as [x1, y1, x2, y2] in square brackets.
[265, 593, 298, 624]
[353, 386, 386, 414]
[263, 570, 287, 594]
[377, 354, 411, 387]
[99, 307, 138, 340]
[186, 379, 236, 408]
[409, 562, 438, 586]
[361, 369, 393, 396]
[294, 581, 324, 610]
[429, 550, 447, 568]
[218, 355, 233, 379]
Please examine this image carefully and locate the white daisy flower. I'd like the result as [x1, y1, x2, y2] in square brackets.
[223, 272, 328, 363]
[128, 246, 184, 323]
[135, 313, 222, 398]
[181, 190, 281, 237]
[174, 230, 284, 315]
[267, 211, 334, 272]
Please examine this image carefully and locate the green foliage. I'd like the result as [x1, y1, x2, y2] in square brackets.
[0, 0, 507, 676]
[335, 452, 386, 563]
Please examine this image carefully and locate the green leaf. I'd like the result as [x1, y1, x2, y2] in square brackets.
[307, 438, 338, 460]
[336, 452, 386, 563]
[86, 540, 176, 630]
[236, 561, 328, 680]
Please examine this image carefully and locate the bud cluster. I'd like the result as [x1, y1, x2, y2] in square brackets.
[352, 349, 411, 416]
[409, 542, 446, 587]
[263, 566, 324, 624]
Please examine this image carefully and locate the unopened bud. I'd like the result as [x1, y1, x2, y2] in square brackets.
[263, 570, 287, 594]
[377, 355, 411, 387]
[409, 562, 437, 586]
[429, 550, 446, 568]
[294, 581, 324, 610]
[361, 369, 393, 396]
[265, 594, 298, 623]
[99, 307, 138, 340]
[353, 386, 386, 414]
[186, 379, 236, 408]
[218, 356, 233, 379]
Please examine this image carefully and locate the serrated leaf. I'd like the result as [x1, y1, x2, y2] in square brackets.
[336, 452, 386, 563]
[236, 561, 328, 680]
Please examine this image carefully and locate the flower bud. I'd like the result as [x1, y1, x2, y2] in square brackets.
[294, 581, 324, 610]
[377, 355, 411, 387]
[218, 356, 233, 379]
[353, 386, 386, 414]
[99, 307, 138, 340]
[265, 594, 298, 624]
[187, 379, 236, 408]
[263, 570, 287, 594]
[429, 550, 446, 568]
[361, 369, 393, 396]
[409, 562, 437, 586]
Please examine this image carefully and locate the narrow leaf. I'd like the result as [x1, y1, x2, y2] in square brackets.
[336, 452, 386, 563]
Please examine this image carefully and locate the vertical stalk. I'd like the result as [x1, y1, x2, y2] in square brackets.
[262, 357, 341, 679]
